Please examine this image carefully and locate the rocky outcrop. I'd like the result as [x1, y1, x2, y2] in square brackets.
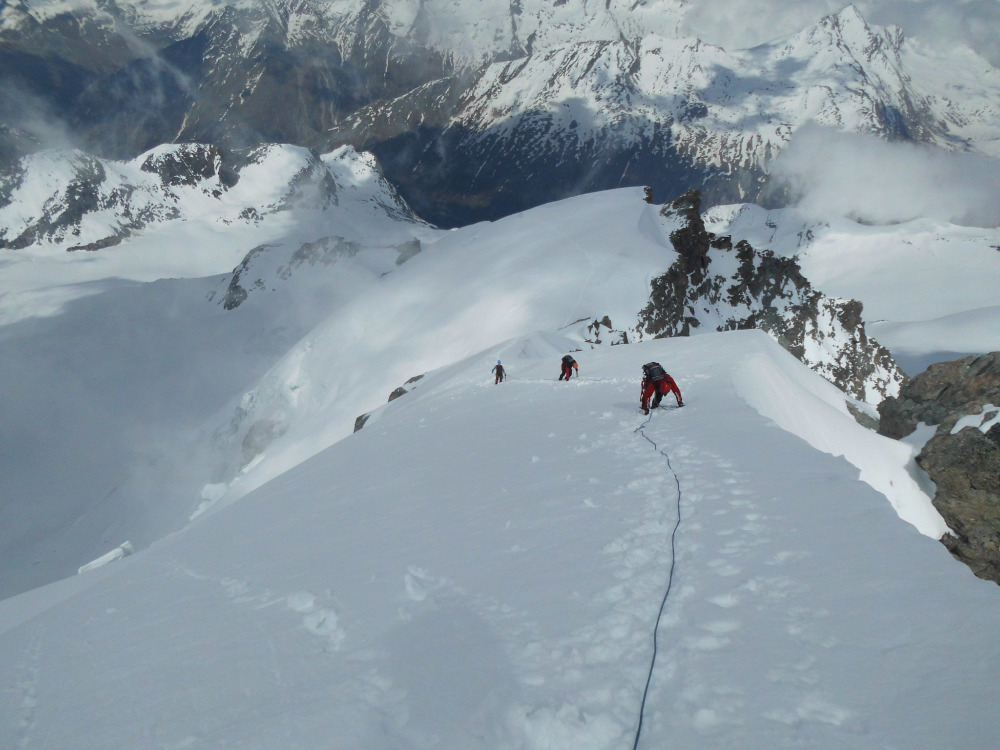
[878, 352, 1000, 584]
[354, 375, 425, 432]
[637, 190, 905, 402]
[879, 353, 1000, 439]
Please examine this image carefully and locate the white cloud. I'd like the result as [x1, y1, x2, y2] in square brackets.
[680, 0, 1000, 66]
[769, 126, 1000, 227]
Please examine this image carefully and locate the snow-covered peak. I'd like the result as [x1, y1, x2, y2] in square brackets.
[0, 142, 421, 254]
[0, 143, 428, 331]
[771, 4, 905, 82]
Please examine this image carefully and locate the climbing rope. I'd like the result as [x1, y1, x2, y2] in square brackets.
[630, 409, 684, 750]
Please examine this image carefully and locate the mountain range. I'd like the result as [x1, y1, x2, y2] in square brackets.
[3, 1, 999, 224]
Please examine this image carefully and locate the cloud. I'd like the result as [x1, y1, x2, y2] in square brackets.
[680, 0, 1000, 66]
[865, 0, 1000, 67]
[680, 0, 844, 50]
[769, 126, 1000, 227]
[0, 80, 77, 153]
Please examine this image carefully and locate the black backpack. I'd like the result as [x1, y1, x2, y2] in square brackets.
[643, 362, 667, 381]
[562, 355, 576, 366]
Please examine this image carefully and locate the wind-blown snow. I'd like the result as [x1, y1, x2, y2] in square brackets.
[733, 348, 946, 537]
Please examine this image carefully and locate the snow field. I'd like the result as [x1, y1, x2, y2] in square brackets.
[2, 332, 998, 749]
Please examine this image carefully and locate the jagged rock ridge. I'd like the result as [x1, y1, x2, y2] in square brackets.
[635, 189, 905, 402]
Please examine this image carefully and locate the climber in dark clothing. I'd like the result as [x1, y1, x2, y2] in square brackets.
[559, 354, 579, 381]
[492, 360, 505, 384]
[640, 361, 683, 414]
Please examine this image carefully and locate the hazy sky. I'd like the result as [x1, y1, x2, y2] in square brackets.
[682, 0, 1000, 66]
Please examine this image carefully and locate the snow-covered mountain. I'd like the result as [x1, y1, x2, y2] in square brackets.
[1, 3, 999, 744]
[2, 1, 999, 224]
[0, 142, 421, 252]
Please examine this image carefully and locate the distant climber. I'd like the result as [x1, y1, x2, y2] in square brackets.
[640, 361, 683, 413]
[492, 360, 505, 384]
[559, 354, 579, 381]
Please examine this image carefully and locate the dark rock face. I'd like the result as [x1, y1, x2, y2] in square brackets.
[140, 143, 234, 188]
[878, 352, 1000, 584]
[355, 374, 425, 432]
[879, 353, 1000, 439]
[637, 190, 905, 402]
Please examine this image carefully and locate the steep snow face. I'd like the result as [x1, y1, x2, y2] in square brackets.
[902, 36, 1000, 154]
[0, 142, 434, 601]
[2, 333, 995, 750]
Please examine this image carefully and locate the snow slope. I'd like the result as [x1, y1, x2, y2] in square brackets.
[0, 331, 995, 749]
[3, 179, 995, 602]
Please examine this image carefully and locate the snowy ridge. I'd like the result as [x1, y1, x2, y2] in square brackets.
[1, 148, 999, 744]
[0, 331, 996, 748]
[0, 5, 998, 742]
[3, 180, 995, 602]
